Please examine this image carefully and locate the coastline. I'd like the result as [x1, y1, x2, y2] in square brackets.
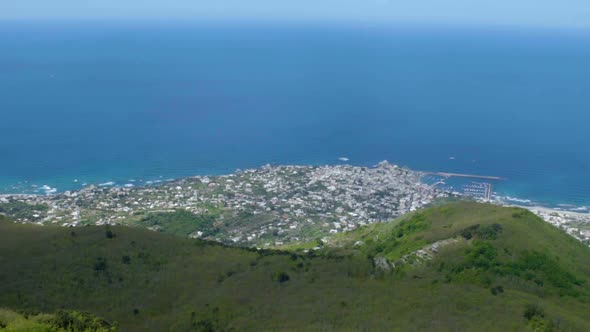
[1, 162, 446, 246]
[2, 165, 588, 214]
[1, 162, 588, 246]
[2, 162, 589, 214]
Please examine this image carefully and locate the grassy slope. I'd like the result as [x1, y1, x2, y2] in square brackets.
[0, 309, 55, 331]
[1, 203, 590, 331]
[0, 308, 115, 332]
[327, 202, 590, 267]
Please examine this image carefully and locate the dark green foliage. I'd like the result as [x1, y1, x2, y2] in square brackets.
[121, 255, 131, 264]
[448, 241, 499, 277]
[506, 251, 584, 294]
[447, 241, 585, 297]
[139, 210, 219, 237]
[193, 319, 215, 332]
[94, 258, 107, 272]
[105, 227, 115, 239]
[459, 225, 478, 240]
[490, 285, 504, 296]
[522, 305, 558, 332]
[524, 304, 545, 320]
[0, 201, 48, 221]
[188, 306, 230, 332]
[360, 212, 431, 261]
[465, 241, 498, 269]
[394, 213, 430, 238]
[512, 209, 530, 219]
[274, 271, 290, 283]
[459, 223, 502, 240]
[51, 310, 116, 331]
[0, 309, 116, 331]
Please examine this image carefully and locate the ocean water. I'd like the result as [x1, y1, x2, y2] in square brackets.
[1, 21, 589, 208]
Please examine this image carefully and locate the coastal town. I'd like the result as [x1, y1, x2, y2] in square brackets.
[1, 161, 589, 247]
[0, 162, 448, 246]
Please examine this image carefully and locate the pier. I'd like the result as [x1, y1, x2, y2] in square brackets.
[423, 171, 500, 200]
[425, 172, 504, 181]
[462, 182, 494, 200]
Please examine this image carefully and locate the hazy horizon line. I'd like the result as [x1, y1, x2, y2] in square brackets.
[2, 17, 590, 35]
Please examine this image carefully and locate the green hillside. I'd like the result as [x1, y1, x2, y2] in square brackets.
[1, 202, 590, 331]
[0, 308, 115, 332]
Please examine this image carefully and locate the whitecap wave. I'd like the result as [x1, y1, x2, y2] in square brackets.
[503, 196, 533, 204]
[40, 185, 57, 194]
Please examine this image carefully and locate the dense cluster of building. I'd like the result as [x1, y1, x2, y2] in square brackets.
[0, 162, 448, 246]
[2, 161, 589, 247]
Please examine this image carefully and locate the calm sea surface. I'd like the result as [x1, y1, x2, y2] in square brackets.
[1, 22, 589, 207]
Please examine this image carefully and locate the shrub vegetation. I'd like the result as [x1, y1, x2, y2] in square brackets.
[1, 202, 589, 331]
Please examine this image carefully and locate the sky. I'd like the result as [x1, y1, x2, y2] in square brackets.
[2, 0, 590, 29]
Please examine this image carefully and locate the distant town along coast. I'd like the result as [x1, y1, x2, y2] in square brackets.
[1, 162, 589, 247]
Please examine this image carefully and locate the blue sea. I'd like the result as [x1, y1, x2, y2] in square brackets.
[1, 21, 589, 208]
